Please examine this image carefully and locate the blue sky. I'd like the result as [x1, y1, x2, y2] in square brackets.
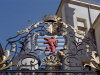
[0, 0, 60, 48]
[0, 0, 100, 49]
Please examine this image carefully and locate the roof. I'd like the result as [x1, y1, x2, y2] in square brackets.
[74, 0, 100, 5]
[56, 0, 100, 17]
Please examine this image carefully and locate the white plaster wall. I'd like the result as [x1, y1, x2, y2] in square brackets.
[62, 3, 100, 32]
[95, 24, 100, 55]
[64, 3, 91, 31]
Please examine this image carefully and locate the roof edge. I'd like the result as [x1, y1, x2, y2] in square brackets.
[56, 0, 100, 17]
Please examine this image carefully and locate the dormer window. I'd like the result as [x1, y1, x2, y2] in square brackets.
[77, 17, 87, 35]
[76, 17, 87, 41]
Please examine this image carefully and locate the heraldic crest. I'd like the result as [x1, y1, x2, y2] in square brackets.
[0, 14, 99, 73]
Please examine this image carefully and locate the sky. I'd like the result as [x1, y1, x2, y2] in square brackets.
[0, 0, 61, 48]
[0, 0, 100, 49]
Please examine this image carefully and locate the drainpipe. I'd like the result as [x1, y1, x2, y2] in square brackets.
[87, 6, 97, 50]
[88, 6, 92, 27]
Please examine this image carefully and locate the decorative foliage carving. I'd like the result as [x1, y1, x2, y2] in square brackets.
[1, 14, 97, 71]
[83, 51, 100, 70]
[42, 51, 65, 66]
[0, 44, 12, 70]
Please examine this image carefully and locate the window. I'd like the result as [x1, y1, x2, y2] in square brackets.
[76, 17, 87, 41]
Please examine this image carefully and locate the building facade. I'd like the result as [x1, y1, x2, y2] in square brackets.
[56, 0, 100, 72]
[93, 14, 100, 55]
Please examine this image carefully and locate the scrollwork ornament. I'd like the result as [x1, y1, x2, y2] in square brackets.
[33, 32, 39, 50]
